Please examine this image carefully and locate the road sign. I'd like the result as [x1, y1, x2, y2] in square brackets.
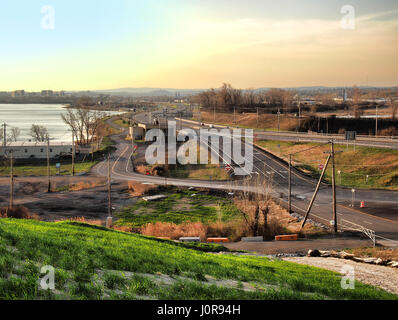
[345, 131, 357, 141]
[318, 164, 324, 170]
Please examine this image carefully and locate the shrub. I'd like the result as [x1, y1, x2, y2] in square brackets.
[379, 126, 398, 136]
[141, 222, 207, 240]
[127, 181, 158, 197]
[0, 206, 39, 220]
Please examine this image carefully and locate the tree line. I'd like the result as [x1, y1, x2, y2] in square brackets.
[191, 83, 295, 113]
[191, 83, 398, 119]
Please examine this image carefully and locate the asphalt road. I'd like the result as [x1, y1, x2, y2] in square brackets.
[94, 112, 398, 244]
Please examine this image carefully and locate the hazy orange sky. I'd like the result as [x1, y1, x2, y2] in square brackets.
[1, 0, 398, 91]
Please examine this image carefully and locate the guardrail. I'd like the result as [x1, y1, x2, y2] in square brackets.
[176, 118, 398, 143]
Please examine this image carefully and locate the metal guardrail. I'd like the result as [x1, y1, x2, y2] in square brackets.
[177, 118, 398, 144]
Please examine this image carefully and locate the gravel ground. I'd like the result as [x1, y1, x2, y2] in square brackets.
[283, 256, 398, 295]
[224, 238, 374, 255]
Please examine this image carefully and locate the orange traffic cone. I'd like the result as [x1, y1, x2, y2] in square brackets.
[360, 201, 365, 208]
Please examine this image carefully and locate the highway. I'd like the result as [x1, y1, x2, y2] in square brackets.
[94, 112, 398, 245]
[177, 117, 398, 150]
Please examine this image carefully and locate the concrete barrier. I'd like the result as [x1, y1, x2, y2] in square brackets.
[142, 195, 167, 202]
[157, 237, 171, 240]
[275, 234, 299, 241]
[207, 238, 229, 243]
[179, 237, 201, 243]
[241, 236, 263, 242]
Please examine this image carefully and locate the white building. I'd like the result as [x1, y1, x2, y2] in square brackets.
[0, 141, 73, 159]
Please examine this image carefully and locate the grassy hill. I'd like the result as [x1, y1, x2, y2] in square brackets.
[256, 140, 398, 190]
[0, 218, 396, 300]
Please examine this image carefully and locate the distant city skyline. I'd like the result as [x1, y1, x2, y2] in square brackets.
[1, 0, 398, 91]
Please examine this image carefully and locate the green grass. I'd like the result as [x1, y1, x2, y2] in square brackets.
[115, 189, 240, 228]
[0, 218, 395, 300]
[167, 164, 230, 181]
[256, 140, 398, 190]
[113, 119, 130, 128]
[0, 161, 98, 177]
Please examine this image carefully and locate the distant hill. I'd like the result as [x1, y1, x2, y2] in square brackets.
[94, 88, 205, 97]
[72, 85, 398, 98]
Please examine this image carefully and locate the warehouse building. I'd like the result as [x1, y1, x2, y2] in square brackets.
[0, 141, 74, 159]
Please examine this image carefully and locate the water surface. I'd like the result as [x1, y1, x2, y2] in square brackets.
[0, 104, 120, 142]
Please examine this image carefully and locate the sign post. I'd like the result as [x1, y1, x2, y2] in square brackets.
[56, 163, 61, 176]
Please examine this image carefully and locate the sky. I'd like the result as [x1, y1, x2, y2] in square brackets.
[1, 0, 398, 91]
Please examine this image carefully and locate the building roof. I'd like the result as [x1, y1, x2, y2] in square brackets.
[3, 141, 72, 147]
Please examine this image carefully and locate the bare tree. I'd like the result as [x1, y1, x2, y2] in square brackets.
[61, 109, 79, 140]
[62, 108, 105, 145]
[387, 90, 397, 120]
[243, 88, 256, 107]
[9, 127, 21, 142]
[392, 101, 397, 120]
[30, 125, 49, 142]
[234, 175, 273, 238]
[351, 86, 362, 118]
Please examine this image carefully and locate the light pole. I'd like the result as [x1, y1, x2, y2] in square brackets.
[375, 104, 378, 137]
[277, 109, 281, 132]
[298, 100, 301, 130]
[288, 154, 292, 214]
[351, 189, 356, 207]
[46, 136, 51, 193]
[71, 130, 75, 176]
[9, 149, 14, 209]
[256, 107, 259, 128]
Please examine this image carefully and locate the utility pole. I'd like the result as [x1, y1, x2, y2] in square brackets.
[331, 141, 338, 233]
[375, 104, 378, 137]
[71, 130, 75, 176]
[326, 118, 329, 135]
[234, 106, 236, 125]
[106, 154, 113, 227]
[301, 155, 331, 229]
[47, 137, 51, 193]
[298, 98, 301, 130]
[256, 107, 259, 128]
[288, 154, 292, 214]
[277, 109, 280, 132]
[2, 123, 7, 155]
[9, 150, 14, 209]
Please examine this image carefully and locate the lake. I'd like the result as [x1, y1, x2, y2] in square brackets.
[0, 104, 121, 142]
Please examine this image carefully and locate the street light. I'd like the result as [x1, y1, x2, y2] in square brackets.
[277, 109, 281, 132]
[351, 188, 356, 207]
